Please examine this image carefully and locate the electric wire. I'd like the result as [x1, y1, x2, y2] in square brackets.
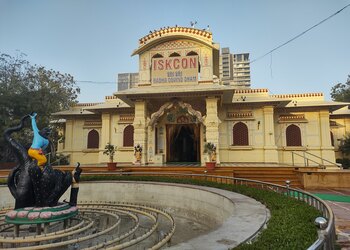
[251, 3, 350, 63]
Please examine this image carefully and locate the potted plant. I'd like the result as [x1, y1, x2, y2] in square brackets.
[103, 143, 117, 170]
[204, 142, 217, 170]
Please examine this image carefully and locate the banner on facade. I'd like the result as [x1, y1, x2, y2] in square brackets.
[152, 55, 198, 84]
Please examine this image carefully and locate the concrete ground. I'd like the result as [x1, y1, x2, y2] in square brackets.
[307, 188, 350, 249]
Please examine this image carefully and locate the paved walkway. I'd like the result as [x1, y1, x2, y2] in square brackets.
[307, 189, 350, 249]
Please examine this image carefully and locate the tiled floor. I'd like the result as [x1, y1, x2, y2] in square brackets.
[307, 189, 350, 249]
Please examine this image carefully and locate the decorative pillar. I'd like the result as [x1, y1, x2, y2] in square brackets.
[133, 100, 148, 164]
[99, 113, 111, 163]
[204, 97, 220, 164]
[319, 110, 336, 167]
[147, 125, 154, 163]
[65, 119, 74, 162]
[263, 106, 278, 163]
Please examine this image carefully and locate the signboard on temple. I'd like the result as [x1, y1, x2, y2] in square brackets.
[152, 55, 198, 84]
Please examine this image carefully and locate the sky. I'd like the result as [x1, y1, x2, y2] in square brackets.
[0, 0, 349, 103]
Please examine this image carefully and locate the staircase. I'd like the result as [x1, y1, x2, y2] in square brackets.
[1, 164, 319, 189]
[228, 167, 307, 188]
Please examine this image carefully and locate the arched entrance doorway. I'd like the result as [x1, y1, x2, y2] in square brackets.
[149, 100, 203, 163]
[166, 124, 200, 162]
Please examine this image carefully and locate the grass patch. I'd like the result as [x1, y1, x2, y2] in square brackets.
[0, 178, 6, 185]
[80, 175, 320, 249]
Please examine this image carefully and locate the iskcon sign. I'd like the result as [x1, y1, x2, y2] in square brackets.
[152, 55, 198, 84]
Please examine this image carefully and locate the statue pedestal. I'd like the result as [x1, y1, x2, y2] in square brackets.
[5, 202, 78, 225]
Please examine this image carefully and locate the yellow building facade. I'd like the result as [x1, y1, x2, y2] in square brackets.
[54, 27, 347, 168]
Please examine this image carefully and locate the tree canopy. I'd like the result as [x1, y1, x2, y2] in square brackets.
[0, 52, 80, 162]
[330, 75, 350, 102]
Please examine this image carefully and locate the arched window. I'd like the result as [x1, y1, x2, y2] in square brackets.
[123, 125, 134, 147]
[330, 132, 334, 147]
[87, 129, 99, 149]
[286, 124, 302, 146]
[169, 52, 181, 57]
[152, 53, 163, 58]
[186, 51, 198, 56]
[232, 122, 249, 146]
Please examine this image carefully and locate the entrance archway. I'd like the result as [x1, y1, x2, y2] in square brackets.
[166, 124, 200, 162]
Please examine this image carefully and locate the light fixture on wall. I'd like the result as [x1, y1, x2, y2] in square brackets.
[257, 121, 261, 130]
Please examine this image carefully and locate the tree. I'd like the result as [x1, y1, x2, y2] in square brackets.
[330, 75, 350, 102]
[339, 135, 350, 156]
[0, 52, 80, 162]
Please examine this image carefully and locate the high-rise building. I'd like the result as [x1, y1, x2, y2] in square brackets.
[117, 73, 139, 91]
[220, 47, 250, 88]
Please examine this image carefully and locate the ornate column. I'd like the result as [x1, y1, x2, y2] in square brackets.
[204, 97, 220, 164]
[319, 110, 336, 167]
[65, 119, 74, 161]
[99, 113, 111, 163]
[133, 100, 148, 164]
[147, 125, 154, 163]
[263, 106, 278, 163]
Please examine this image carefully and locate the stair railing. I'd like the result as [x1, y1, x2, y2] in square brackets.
[291, 151, 341, 169]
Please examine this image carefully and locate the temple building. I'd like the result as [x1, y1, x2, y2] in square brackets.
[53, 26, 348, 168]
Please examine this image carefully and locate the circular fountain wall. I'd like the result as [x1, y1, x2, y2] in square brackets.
[0, 181, 269, 249]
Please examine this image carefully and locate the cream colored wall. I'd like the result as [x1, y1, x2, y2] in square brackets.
[217, 103, 336, 166]
[218, 107, 266, 163]
[59, 105, 337, 167]
[275, 110, 335, 167]
[99, 113, 135, 163]
[115, 122, 134, 163]
[59, 112, 136, 165]
[60, 118, 101, 164]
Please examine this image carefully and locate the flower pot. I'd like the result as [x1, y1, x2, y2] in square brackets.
[205, 161, 216, 170]
[107, 162, 117, 171]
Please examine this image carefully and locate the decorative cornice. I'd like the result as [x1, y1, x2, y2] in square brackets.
[278, 114, 307, 123]
[128, 91, 223, 100]
[105, 96, 118, 100]
[74, 102, 103, 107]
[83, 120, 102, 127]
[227, 111, 253, 119]
[198, 80, 214, 83]
[119, 114, 135, 122]
[139, 26, 212, 46]
[272, 93, 323, 98]
[234, 89, 268, 94]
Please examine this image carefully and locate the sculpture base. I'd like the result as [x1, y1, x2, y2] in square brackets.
[5, 203, 78, 225]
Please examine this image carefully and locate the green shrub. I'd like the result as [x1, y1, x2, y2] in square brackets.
[336, 158, 350, 169]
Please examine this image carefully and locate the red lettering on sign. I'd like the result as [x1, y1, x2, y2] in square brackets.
[173, 58, 180, 69]
[165, 59, 172, 70]
[158, 60, 164, 70]
[181, 58, 188, 68]
[153, 56, 198, 71]
[190, 57, 197, 68]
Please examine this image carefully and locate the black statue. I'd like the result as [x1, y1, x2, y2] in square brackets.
[4, 114, 82, 209]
